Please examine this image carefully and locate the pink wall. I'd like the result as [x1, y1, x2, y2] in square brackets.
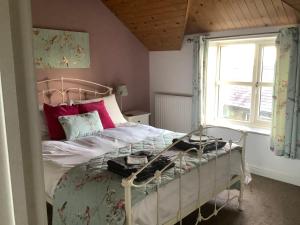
[31, 0, 149, 111]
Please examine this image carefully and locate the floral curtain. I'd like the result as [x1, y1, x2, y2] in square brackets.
[191, 36, 207, 130]
[271, 27, 300, 159]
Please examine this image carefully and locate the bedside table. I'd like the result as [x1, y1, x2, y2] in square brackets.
[123, 110, 150, 125]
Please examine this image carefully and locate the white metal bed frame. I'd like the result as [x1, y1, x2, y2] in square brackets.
[37, 77, 113, 104]
[37, 77, 246, 225]
[122, 126, 246, 225]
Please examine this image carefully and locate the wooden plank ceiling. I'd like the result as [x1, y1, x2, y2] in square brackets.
[102, 0, 189, 51]
[187, 0, 300, 34]
[102, 0, 300, 51]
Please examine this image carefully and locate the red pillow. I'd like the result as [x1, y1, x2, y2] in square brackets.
[78, 101, 115, 129]
[43, 104, 79, 140]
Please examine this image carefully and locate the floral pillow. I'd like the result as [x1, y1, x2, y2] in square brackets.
[58, 111, 103, 140]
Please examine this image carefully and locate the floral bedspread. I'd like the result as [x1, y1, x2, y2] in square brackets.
[52, 132, 240, 225]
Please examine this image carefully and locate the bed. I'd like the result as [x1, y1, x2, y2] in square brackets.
[38, 77, 247, 225]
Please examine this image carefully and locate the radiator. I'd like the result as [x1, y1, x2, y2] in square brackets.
[155, 93, 192, 133]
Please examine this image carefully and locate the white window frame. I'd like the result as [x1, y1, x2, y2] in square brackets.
[205, 37, 276, 130]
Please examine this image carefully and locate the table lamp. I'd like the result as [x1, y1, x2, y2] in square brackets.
[116, 84, 128, 111]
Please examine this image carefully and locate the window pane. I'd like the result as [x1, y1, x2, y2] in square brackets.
[219, 44, 255, 82]
[218, 85, 252, 121]
[259, 87, 273, 120]
[261, 46, 276, 82]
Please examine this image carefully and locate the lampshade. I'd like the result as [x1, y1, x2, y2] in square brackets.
[116, 84, 128, 97]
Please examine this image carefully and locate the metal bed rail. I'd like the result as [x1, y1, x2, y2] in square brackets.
[122, 125, 247, 225]
[37, 77, 113, 104]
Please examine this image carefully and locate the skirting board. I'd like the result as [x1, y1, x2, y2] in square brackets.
[248, 164, 300, 187]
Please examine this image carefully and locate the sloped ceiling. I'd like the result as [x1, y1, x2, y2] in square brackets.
[102, 0, 300, 51]
[283, 0, 300, 12]
[102, 0, 189, 51]
[187, 0, 300, 34]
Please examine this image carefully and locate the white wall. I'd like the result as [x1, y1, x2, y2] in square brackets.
[149, 28, 300, 186]
[208, 128, 300, 186]
[149, 37, 194, 124]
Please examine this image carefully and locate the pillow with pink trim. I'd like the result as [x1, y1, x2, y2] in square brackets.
[78, 100, 115, 129]
[43, 103, 79, 140]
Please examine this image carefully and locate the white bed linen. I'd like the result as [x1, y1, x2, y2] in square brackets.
[43, 136, 126, 167]
[101, 123, 165, 143]
[43, 124, 242, 225]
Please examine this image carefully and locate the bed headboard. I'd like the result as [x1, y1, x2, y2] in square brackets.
[37, 77, 113, 104]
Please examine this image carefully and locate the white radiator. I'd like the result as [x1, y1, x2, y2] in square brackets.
[155, 93, 192, 133]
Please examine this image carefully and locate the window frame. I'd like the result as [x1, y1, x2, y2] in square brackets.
[206, 37, 276, 129]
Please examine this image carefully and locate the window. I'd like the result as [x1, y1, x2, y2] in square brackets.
[205, 37, 277, 129]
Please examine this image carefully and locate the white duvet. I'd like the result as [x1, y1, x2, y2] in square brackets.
[101, 123, 165, 143]
[43, 137, 125, 167]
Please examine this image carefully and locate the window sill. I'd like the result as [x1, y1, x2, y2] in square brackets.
[206, 122, 271, 136]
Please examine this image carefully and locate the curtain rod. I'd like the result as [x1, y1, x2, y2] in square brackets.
[203, 31, 279, 41]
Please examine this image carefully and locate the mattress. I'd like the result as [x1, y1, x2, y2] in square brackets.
[42, 123, 242, 224]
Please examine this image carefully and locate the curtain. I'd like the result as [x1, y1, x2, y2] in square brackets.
[191, 36, 207, 130]
[271, 27, 300, 159]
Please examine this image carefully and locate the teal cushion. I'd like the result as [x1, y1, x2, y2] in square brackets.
[58, 111, 103, 140]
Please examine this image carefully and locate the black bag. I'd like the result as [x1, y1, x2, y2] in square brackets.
[172, 138, 226, 153]
[107, 151, 174, 182]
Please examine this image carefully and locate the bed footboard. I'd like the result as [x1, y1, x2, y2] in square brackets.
[122, 125, 247, 225]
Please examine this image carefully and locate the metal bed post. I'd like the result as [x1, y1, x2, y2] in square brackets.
[195, 126, 204, 224]
[42, 90, 46, 103]
[155, 170, 162, 225]
[61, 77, 65, 103]
[213, 138, 219, 216]
[78, 88, 82, 101]
[178, 151, 183, 225]
[238, 132, 247, 210]
[122, 177, 133, 225]
[227, 139, 233, 207]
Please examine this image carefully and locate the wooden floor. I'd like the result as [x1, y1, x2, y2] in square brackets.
[179, 175, 300, 225]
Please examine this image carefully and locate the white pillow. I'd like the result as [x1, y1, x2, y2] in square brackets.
[103, 94, 127, 124]
[74, 94, 127, 124]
